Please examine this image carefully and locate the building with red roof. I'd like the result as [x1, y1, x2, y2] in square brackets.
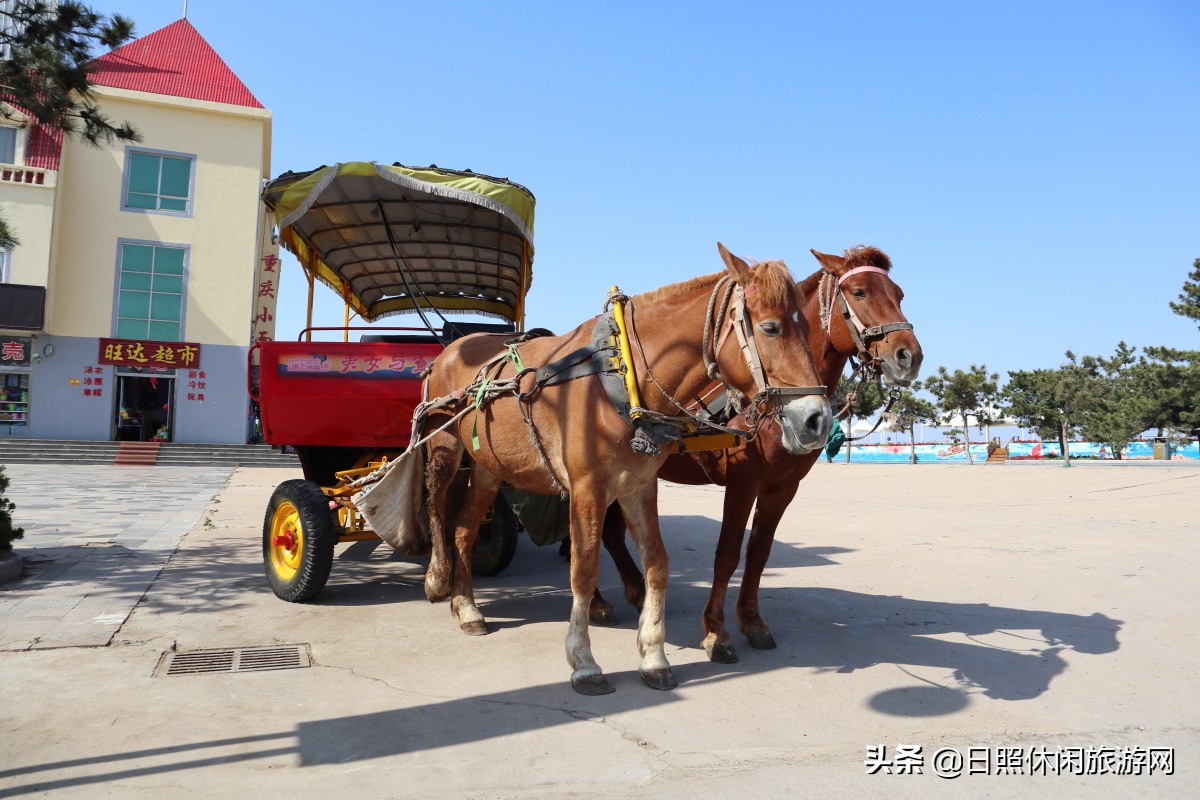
[0, 16, 277, 445]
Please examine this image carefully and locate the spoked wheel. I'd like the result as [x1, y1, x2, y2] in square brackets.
[263, 479, 337, 602]
[471, 496, 519, 577]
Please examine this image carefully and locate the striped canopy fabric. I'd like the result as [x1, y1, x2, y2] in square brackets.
[262, 162, 536, 324]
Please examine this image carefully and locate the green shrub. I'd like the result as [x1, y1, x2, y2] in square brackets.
[0, 465, 23, 553]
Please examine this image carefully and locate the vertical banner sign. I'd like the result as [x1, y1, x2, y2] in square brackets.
[253, 211, 281, 349]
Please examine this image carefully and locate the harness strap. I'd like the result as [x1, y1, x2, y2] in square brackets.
[533, 337, 620, 387]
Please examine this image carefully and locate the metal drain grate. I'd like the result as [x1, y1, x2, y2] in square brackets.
[156, 644, 311, 677]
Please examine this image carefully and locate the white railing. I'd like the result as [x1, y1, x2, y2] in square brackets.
[0, 165, 55, 188]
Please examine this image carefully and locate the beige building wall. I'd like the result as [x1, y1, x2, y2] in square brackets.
[49, 87, 271, 345]
[0, 176, 56, 286]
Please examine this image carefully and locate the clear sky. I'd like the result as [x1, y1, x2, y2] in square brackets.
[93, 0, 1199, 383]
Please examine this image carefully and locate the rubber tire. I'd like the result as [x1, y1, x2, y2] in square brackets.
[471, 496, 519, 577]
[263, 479, 337, 602]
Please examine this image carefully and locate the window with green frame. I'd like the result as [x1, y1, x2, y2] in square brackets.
[125, 151, 193, 212]
[116, 243, 185, 341]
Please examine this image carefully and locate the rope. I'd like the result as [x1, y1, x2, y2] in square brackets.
[701, 277, 737, 382]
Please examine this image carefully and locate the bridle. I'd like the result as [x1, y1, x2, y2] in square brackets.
[701, 275, 826, 430]
[819, 266, 914, 366]
[819, 266, 915, 440]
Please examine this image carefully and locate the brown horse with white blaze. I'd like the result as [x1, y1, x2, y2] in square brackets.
[594, 245, 923, 664]
[412, 244, 832, 695]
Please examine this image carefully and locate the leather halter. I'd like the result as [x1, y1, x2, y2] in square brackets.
[822, 266, 915, 362]
[705, 276, 826, 413]
[820, 265, 915, 440]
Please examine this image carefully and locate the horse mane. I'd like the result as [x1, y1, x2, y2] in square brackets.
[842, 245, 893, 271]
[798, 244, 894, 296]
[636, 259, 796, 308]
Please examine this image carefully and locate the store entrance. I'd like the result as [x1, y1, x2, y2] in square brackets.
[114, 372, 175, 442]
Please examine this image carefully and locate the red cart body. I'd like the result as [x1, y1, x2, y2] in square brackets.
[257, 338, 442, 449]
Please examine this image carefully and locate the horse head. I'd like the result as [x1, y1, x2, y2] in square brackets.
[715, 243, 832, 454]
[809, 246, 923, 386]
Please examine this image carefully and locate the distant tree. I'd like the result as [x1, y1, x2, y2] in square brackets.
[0, 0, 140, 248]
[1077, 342, 1148, 460]
[1004, 350, 1092, 466]
[1137, 346, 1200, 437]
[831, 374, 883, 463]
[923, 364, 999, 464]
[886, 381, 939, 464]
[1169, 258, 1200, 331]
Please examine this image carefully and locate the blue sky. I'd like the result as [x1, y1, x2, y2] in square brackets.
[94, 1, 1199, 382]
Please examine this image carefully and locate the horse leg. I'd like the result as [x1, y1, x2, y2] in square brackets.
[590, 502, 641, 626]
[589, 588, 617, 627]
[449, 464, 503, 636]
[423, 432, 462, 603]
[619, 484, 677, 691]
[700, 488, 757, 664]
[601, 501, 647, 611]
[736, 481, 799, 650]
[564, 486, 614, 695]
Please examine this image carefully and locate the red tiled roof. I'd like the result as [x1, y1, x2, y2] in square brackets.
[24, 124, 63, 170]
[0, 98, 64, 170]
[88, 19, 263, 109]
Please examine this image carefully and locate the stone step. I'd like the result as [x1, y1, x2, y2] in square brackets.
[0, 439, 299, 468]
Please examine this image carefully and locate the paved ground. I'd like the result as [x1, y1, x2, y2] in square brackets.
[0, 460, 1197, 798]
[0, 466, 235, 650]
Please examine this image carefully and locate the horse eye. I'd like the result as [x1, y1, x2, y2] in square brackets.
[759, 321, 781, 335]
[851, 289, 867, 299]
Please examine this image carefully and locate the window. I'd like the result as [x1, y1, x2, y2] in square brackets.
[0, 249, 9, 282]
[123, 149, 194, 213]
[0, 126, 16, 164]
[116, 242, 186, 341]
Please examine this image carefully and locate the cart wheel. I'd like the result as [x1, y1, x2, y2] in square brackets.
[263, 479, 336, 602]
[472, 496, 519, 577]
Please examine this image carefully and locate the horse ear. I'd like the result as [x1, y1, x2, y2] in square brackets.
[810, 248, 844, 276]
[717, 242, 752, 284]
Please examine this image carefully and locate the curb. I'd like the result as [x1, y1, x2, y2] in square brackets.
[0, 550, 22, 585]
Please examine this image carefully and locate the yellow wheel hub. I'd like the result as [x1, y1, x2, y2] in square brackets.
[269, 503, 304, 580]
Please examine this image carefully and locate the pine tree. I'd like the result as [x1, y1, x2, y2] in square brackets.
[1170, 258, 1200, 331]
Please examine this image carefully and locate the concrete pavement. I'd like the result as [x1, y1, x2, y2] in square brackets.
[0, 461, 1197, 797]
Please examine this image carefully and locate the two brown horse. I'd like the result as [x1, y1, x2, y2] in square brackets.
[411, 245, 832, 694]
[593, 245, 922, 663]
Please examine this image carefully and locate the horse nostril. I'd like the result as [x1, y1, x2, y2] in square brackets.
[896, 347, 911, 367]
[806, 411, 826, 435]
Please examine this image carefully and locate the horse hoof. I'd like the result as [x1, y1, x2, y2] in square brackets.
[707, 642, 739, 664]
[460, 620, 490, 636]
[571, 674, 615, 696]
[589, 607, 618, 627]
[640, 667, 678, 691]
[746, 631, 777, 650]
[425, 586, 449, 603]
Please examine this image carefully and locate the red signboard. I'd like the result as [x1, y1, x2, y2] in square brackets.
[98, 338, 202, 369]
[1, 336, 31, 366]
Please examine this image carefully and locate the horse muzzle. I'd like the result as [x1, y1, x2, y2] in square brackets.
[876, 343, 923, 387]
[777, 395, 833, 454]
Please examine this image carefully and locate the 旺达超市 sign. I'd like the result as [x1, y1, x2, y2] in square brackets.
[98, 338, 202, 369]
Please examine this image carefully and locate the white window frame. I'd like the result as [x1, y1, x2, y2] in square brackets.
[120, 146, 197, 217]
[112, 238, 190, 341]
